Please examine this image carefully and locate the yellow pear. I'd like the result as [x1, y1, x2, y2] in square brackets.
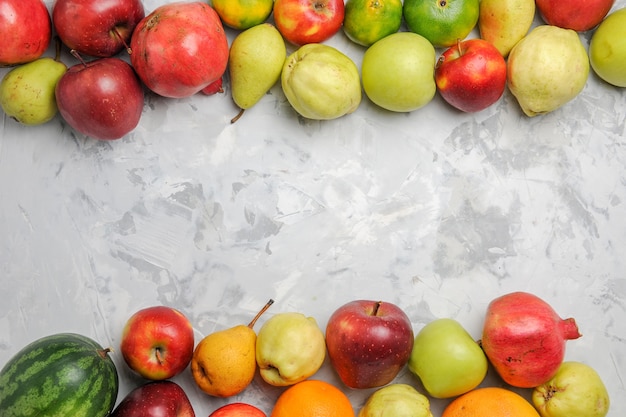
[478, 0, 536, 57]
[190, 299, 274, 397]
[229, 23, 286, 123]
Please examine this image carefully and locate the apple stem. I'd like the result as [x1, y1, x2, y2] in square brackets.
[456, 38, 463, 57]
[373, 301, 383, 316]
[231, 108, 245, 124]
[54, 36, 62, 62]
[155, 347, 165, 364]
[248, 299, 275, 329]
[112, 27, 133, 55]
[70, 49, 88, 68]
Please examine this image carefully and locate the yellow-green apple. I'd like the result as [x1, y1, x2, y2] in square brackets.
[120, 306, 195, 380]
[435, 38, 507, 113]
[52, 0, 145, 58]
[111, 381, 195, 417]
[358, 384, 434, 417]
[589, 7, 626, 87]
[130, 2, 229, 98]
[408, 318, 488, 398]
[325, 300, 414, 389]
[55, 55, 144, 140]
[361, 32, 436, 112]
[273, 0, 345, 45]
[532, 361, 610, 417]
[209, 403, 266, 417]
[255, 312, 326, 386]
[535, 0, 615, 32]
[0, 0, 51, 65]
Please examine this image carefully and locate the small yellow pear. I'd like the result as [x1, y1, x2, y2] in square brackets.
[229, 23, 286, 122]
[190, 299, 273, 397]
[478, 0, 536, 57]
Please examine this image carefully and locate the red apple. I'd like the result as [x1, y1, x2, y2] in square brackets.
[55, 55, 144, 140]
[209, 403, 266, 417]
[120, 306, 195, 380]
[52, 0, 145, 58]
[111, 381, 195, 417]
[130, 2, 229, 98]
[435, 39, 507, 113]
[325, 300, 414, 389]
[273, 0, 345, 46]
[0, 0, 51, 65]
[536, 0, 615, 32]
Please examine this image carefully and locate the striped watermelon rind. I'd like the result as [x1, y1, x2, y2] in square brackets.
[0, 332, 119, 417]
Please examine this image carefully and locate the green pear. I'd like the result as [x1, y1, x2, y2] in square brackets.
[0, 57, 67, 125]
[408, 318, 488, 399]
[507, 25, 589, 117]
[255, 312, 326, 386]
[532, 361, 610, 417]
[358, 384, 434, 417]
[229, 23, 286, 122]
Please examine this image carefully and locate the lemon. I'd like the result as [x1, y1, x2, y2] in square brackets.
[343, 0, 403, 47]
[211, 0, 274, 30]
[403, 0, 479, 48]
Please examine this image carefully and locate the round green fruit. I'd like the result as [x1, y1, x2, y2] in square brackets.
[589, 7, 626, 88]
[403, 0, 480, 48]
[343, 0, 403, 47]
[361, 32, 436, 112]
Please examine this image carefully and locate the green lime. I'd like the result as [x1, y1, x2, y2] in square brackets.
[343, 0, 403, 47]
[212, 0, 274, 30]
[403, 0, 479, 48]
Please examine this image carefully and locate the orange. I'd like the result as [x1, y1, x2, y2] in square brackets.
[403, 0, 479, 48]
[270, 380, 355, 417]
[442, 387, 541, 417]
[343, 0, 403, 47]
[211, 0, 274, 30]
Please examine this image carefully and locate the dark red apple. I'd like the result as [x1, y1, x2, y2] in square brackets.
[273, 0, 345, 46]
[0, 0, 51, 65]
[325, 300, 414, 389]
[130, 1, 229, 98]
[55, 55, 144, 140]
[52, 0, 145, 58]
[120, 306, 195, 380]
[111, 381, 195, 417]
[536, 0, 615, 32]
[435, 39, 507, 113]
[209, 403, 266, 417]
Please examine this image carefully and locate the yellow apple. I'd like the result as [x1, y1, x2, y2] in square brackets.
[589, 7, 626, 88]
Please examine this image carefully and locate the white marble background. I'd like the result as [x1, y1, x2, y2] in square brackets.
[1, 0, 625, 415]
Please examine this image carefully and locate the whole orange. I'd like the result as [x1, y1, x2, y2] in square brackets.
[270, 380, 355, 417]
[442, 387, 541, 417]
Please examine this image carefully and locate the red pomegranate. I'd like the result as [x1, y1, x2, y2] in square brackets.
[129, 1, 229, 98]
[480, 291, 581, 388]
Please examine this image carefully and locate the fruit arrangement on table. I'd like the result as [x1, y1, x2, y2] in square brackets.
[0, 0, 625, 139]
[0, 292, 611, 417]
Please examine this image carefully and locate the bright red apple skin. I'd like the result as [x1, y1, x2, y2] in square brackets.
[325, 300, 414, 389]
[273, 0, 345, 46]
[209, 403, 266, 417]
[0, 0, 51, 65]
[435, 39, 507, 113]
[52, 0, 145, 58]
[111, 380, 195, 417]
[120, 306, 195, 380]
[130, 2, 229, 98]
[55, 57, 144, 140]
[536, 0, 615, 32]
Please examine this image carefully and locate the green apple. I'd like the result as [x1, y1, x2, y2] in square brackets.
[407, 318, 488, 398]
[361, 32, 436, 113]
[358, 383, 434, 417]
[532, 361, 610, 417]
[589, 7, 626, 88]
[255, 312, 326, 386]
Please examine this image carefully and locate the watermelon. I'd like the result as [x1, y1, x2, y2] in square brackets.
[0, 332, 119, 417]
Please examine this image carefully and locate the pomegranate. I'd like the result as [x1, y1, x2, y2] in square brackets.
[129, 1, 229, 98]
[480, 291, 581, 388]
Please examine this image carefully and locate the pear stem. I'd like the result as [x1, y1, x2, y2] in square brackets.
[54, 36, 62, 62]
[248, 299, 274, 329]
[231, 108, 245, 124]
